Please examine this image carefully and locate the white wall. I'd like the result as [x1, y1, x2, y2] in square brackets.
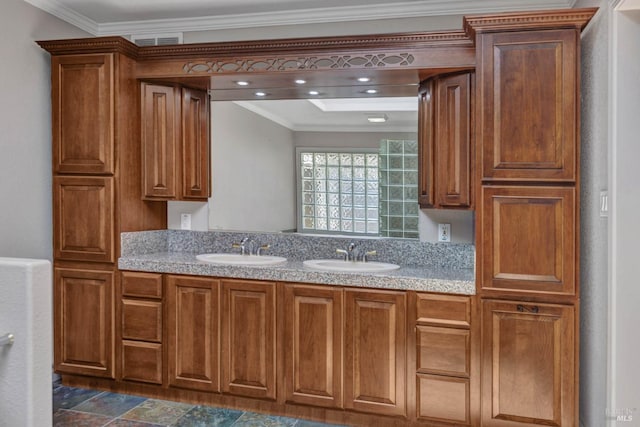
[0, 0, 90, 259]
[208, 102, 296, 232]
[610, 5, 640, 425]
[572, 2, 611, 426]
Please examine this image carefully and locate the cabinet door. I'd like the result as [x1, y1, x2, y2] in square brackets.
[284, 284, 342, 408]
[166, 275, 219, 392]
[141, 82, 179, 200]
[52, 54, 114, 175]
[478, 30, 577, 182]
[344, 289, 406, 416]
[53, 176, 114, 262]
[418, 79, 436, 208]
[480, 186, 576, 297]
[221, 280, 276, 400]
[434, 72, 472, 208]
[481, 299, 575, 426]
[54, 267, 114, 378]
[181, 88, 210, 200]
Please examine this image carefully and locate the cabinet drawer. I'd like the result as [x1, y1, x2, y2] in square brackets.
[121, 272, 163, 299]
[417, 374, 469, 425]
[122, 341, 162, 384]
[122, 299, 162, 342]
[416, 293, 470, 327]
[417, 326, 469, 377]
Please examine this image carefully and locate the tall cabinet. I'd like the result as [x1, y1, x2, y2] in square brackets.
[464, 11, 589, 427]
[41, 39, 167, 379]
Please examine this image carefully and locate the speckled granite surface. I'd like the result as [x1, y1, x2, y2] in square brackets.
[120, 230, 475, 294]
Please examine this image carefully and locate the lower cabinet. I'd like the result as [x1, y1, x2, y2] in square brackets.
[283, 284, 343, 408]
[54, 267, 114, 378]
[344, 289, 407, 417]
[221, 279, 277, 400]
[166, 275, 220, 392]
[481, 299, 576, 427]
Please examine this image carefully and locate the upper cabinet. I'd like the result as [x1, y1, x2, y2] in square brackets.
[476, 29, 578, 182]
[419, 72, 474, 209]
[141, 83, 210, 201]
[52, 54, 115, 175]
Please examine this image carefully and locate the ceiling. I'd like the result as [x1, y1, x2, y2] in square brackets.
[24, 0, 576, 36]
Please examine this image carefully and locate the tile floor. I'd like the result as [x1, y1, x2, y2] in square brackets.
[53, 382, 347, 427]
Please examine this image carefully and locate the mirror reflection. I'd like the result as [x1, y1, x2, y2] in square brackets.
[208, 97, 419, 239]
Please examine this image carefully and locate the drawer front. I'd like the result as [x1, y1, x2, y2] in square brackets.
[417, 374, 470, 425]
[122, 341, 162, 384]
[122, 299, 162, 342]
[417, 326, 470, 377]
[416, 293, 471, 327]
[121, 272, 163, 299]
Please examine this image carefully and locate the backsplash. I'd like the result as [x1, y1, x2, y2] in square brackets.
[121, 230, 475, 270]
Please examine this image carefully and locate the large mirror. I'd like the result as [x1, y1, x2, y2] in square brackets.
[207, 96, 420, 239]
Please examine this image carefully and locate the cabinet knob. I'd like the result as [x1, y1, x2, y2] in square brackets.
[516, 304, 539, 314]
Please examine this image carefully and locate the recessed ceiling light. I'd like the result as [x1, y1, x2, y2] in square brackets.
[255, 91, 267, 97]
[367, 114, 388, 123]
[308, 90, 320, 96]
[295, 79, 306, 84]
[357, 77, 371, 82]
[365, 89, 378, 94]
[236, 81, 250, 86]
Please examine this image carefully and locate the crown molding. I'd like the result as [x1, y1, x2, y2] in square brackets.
[24, 0, 575, 37]
[23, 0, 99, 35]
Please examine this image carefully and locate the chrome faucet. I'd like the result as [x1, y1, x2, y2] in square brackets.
[337, 242, 358, 261]
[362, 250, 377, 262]
[256, 244, 270, 256]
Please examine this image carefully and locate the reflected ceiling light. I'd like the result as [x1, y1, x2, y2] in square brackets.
[308, 90, 320, 95]
[255, 91, 267, 97]
[357, 77, 371, 82]
[236, 81, 250, 86]
[365, 89, 378, 94]
[367, 114, 388, 123]
[295, 79, 306, 84]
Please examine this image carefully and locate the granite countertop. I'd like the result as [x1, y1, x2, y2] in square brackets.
[118, 252, 476, 295]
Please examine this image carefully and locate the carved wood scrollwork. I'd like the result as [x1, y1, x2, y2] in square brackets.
[182, 53, 415, 74]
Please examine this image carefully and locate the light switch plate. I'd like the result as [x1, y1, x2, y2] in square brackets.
[600, 190, 608, 218]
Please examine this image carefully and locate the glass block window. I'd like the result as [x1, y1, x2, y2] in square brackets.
[379, 139, 419, 238]
[298, 149, 379, 235]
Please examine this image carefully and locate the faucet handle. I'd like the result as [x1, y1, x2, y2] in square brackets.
[257, 244, 270, 256]
[362, 250, 377, 262]
[336, 248, 349, 261]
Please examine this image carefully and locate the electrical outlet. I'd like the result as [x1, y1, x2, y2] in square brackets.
[438, 223, 451, 242]
[180, 213, 192, 230]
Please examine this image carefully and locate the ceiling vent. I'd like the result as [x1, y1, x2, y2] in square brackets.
[131, 33, 183, 46]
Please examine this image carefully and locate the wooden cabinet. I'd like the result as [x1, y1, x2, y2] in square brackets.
[167, 275, 219, 392]
[480, 186, 576, 297]
[141, 83, 210, 201]
[412, 293, 473, 425]
[53, 176, 114, 263]
[477, 30, 578, 182]
[481, 299, 576, 427]
[283, 284, 343, 408]
[52, 54, 114, 175]
[344, 289, 406, 416]
[54, 267, 114, 378]
[221, 279, 277, 400]
[419, 72, 473, 209]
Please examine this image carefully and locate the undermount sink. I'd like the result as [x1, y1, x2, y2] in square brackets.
[303, 259, 400, 273]
[196, 253, 287, 266]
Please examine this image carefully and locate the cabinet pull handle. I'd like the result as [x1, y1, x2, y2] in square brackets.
[516, 304, 539, 314]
